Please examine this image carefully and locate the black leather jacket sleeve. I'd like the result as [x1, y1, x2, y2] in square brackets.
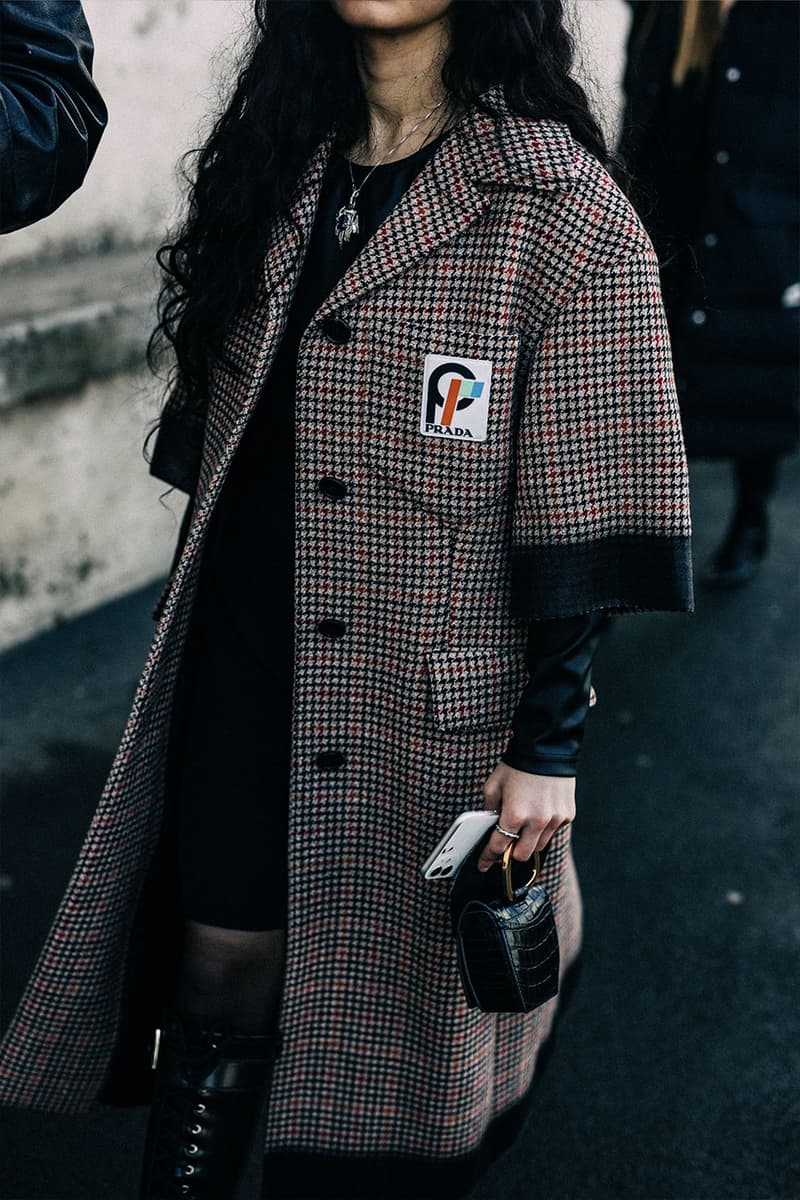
[0, 1, 108, 233]
[500, 611, 606, 777]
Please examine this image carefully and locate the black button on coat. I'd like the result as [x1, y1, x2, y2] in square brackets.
[318, 476, 348, 499]
[320, 315, 352, 344]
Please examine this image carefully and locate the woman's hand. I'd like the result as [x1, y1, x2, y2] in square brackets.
[477, 762, 576, 872]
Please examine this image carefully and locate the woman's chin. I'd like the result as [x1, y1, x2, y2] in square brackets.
[329, 0, 452, 35]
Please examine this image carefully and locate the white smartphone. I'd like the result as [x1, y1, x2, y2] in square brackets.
[420, 810, 499, 881]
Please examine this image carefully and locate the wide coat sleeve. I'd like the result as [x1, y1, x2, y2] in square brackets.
[0, 1, 108, 233]
[509, 244, 694, 620]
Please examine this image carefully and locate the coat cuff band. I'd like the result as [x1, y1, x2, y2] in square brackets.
[510, 533, 694, 619]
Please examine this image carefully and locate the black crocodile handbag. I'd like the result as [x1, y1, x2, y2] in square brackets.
[449, 831, 560, 1013]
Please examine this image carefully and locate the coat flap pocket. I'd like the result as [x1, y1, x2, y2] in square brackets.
[424, 646, 529, 733]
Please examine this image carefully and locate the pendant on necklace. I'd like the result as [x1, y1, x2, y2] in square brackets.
[335, 201, 359, 246]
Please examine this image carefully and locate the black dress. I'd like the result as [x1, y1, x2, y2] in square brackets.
[172, 127, 602, 932]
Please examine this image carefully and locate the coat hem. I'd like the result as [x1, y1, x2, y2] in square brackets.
[260, 955, 582, 1200]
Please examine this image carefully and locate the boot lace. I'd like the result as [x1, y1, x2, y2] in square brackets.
[148, 1028, 225, 1197]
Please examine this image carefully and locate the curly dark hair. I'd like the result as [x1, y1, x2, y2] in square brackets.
[147, 0, 623, 426]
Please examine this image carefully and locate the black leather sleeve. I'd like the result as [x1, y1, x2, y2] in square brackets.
[0, 1, 108, 233]
[500, 611, 606, 777]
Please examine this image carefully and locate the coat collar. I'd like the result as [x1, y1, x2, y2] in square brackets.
[453, 83, 579, 191]
[262, 83, 577, 320]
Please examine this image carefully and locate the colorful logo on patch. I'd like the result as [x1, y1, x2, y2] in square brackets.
[441, 376, 484, 425]
[420, 354, 493, 442]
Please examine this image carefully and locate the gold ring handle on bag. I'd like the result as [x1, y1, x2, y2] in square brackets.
[502, 842, 540, 903]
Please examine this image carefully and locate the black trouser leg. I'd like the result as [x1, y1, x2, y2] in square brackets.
[734, 453, 780, 521]
[701, 454, 780, 588]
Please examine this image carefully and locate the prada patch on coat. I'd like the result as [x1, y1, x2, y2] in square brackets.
[420, 353, 493, 441]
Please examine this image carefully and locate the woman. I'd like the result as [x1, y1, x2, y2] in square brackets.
[619, 0, 799, 588]
[0, 3, 693, 1198]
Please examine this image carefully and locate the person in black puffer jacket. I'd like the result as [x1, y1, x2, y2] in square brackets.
[619, 0, 799, 587]
[0, 1, 107, 233]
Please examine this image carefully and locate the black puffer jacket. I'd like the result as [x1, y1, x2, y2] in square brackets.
[0, 1, 107, 233]
[619, 0, 799, 459]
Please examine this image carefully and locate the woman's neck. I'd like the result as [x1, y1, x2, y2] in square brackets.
[349, 17, 454, 164]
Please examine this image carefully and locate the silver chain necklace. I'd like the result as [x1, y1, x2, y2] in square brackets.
[334, 97, 449, 247]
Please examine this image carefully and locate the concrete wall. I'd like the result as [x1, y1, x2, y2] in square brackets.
[0, 0, 249, 648]
[0, 0, 630, 650]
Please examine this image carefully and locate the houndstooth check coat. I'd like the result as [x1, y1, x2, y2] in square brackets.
[0, 85, 692, 1196]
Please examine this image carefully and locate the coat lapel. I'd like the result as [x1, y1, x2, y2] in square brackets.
[314, 85, 577, 320]
[218, 128, 337, 382]
[262, 128, 338, 300]
[312, 114, 495, 322]
[259, 83, 578, 340]
[210, 88, 577, 477]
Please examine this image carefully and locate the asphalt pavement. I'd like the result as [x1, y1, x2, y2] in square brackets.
[1, 458, 798, 1200]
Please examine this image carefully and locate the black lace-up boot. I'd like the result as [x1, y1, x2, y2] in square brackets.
[138, 1010, 282, 1199]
